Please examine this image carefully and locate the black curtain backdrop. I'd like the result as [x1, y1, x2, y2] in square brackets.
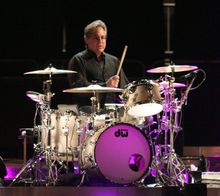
[0, 0, 220, 158]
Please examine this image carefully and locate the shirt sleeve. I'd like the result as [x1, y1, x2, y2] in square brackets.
[119, 68, 129, 88]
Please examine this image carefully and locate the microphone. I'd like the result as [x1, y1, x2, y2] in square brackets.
[180, 69, 200, 79]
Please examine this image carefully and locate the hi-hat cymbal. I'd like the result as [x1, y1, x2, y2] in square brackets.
[24, 66, 77, 75]
[147, 65, 198, 73]
[63, 84, 123, 93]
[159, 81, 186, 89]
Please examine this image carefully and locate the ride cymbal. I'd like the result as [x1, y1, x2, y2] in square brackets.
[147, 65, 198, 73]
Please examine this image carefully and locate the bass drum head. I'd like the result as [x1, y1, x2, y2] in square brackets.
[94, 123, 152, 184]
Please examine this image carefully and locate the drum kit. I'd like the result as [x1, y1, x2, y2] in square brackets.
[10, 63, 205, 187]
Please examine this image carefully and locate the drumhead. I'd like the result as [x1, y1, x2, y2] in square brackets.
[94, 123, 152, 184]
[127, 102, 163, 117]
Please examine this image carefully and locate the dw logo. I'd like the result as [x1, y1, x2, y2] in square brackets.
[114, 129, 128, 137]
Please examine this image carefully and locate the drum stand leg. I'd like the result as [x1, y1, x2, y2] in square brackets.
[152, 148, 187, 187]
[9, 157, 36, 186]
[10, 143, 62, 186]
[77, 170, 87, 187]
[152, 117, 187, 187]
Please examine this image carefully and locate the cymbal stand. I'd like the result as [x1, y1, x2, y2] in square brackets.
[10, 73, 63, 186]
[88, 91, 101, 133]
[152, 74, 187, 188]
[77, 91, 101, 186]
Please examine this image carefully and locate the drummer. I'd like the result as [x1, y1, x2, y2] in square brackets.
[68, 19, 129, 112]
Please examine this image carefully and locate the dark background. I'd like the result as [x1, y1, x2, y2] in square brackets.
[0, 0, 220, 159]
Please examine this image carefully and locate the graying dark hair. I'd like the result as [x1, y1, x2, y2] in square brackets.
[84, 20, 107, 38]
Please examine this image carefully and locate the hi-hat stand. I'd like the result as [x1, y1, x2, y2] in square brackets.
[10, 69, 62, 186]
[10, 65, 78, 186]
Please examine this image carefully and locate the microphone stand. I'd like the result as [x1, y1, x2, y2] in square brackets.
[179, 75, 197, 109]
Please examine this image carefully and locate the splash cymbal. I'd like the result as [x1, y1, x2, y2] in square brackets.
[24, 66, 77, 75]
[147, 65, 198, 73]
[63, 85, 123, 93]
[26, 91, 46, 103]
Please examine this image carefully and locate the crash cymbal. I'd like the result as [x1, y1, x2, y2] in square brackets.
[24, 66, 77, 75]
[63, 84, 123, 93]
[159, 81, 186, 89]
[26, 91, 46, 103]
[147, 65, 198, 73]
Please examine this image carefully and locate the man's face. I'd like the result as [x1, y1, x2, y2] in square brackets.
[85, 27, 107, 57]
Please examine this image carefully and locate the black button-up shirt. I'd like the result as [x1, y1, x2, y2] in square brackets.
[68, 49, 129, 107]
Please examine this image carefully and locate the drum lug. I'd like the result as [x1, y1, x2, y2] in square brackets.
[84, 154, 95, 165]
[87, 129, 95, 136]
[89, 139, 96, 145]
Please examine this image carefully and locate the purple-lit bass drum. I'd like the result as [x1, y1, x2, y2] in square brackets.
[80, 123, 152, 184]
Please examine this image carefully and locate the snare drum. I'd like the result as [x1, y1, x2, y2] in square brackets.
[104, 103, 125, 123]
[105, 103, 148, 127]
[121, 79, 163, 117]
[80, 123, 152, 184]
[80, 113, 113, 131]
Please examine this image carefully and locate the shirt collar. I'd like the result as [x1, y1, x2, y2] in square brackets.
[85, 49, 105, 61]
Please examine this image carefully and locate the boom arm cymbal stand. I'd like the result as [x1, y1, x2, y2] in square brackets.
[152, 71, 188, 188]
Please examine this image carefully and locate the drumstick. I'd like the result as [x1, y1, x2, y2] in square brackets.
[116, 45, 128, 76]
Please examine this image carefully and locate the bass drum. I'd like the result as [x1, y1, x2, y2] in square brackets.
[80, 123, 152, 184]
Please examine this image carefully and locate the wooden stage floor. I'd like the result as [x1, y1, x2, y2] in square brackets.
[0, 186, 219, 196]
[0, 159, 219, 196]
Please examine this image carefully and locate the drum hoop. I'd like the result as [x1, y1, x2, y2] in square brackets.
[125, 99, 162, 109]
[125, 79, 160, 89]
[125, 79, 153, 87]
